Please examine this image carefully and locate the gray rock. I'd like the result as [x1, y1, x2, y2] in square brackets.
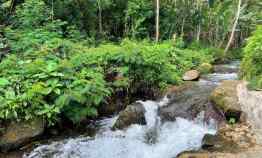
[113, 102, 146, 130]
[159, 82, 221, 122]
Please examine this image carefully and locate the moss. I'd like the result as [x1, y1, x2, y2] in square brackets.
[198, 63, 213, 74]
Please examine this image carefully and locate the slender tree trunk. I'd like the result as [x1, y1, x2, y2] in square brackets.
[197, 24, 201, 42]
[181, 18, 185, 37]
[196, 0, 201, 42]
[51, 0, 54, 21]
[224, 0, 242, 54]
[97, 0, 103, 35]
[155, 0, 160, 42]
[215, 17, 219, 47]
[9, 0, 17, 14]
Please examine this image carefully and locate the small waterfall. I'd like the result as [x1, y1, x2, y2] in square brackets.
[140, 100, 161, 144]
[24, 99, 217, 158]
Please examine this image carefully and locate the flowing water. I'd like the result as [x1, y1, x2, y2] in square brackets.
[24, 101, 216, 158]
[23, 61, 240, 158]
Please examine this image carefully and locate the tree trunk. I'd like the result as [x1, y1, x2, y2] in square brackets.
[197, 24, 201, 42]
[181, 18, 185, 38]
[9, 0, 18, 13]
[196, 0, 201, 42]
[97, 0, 103, 35]
[51, 0, 54, 21]
[155, 0, 160, 42]
[224, 0, 242, 54]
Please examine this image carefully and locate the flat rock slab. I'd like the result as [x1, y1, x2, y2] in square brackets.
[183, 70, 200, 81]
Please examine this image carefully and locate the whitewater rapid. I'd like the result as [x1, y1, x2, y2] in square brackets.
[24, 99, 217, 158]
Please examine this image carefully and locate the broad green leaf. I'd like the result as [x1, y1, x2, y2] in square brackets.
[0, 78, 10, 87]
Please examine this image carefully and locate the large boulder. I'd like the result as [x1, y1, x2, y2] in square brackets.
[159, 82, 223, 123]
[182, 70, 200, 81]
[237, 82, 262, 143]
[0, 118, 45, 152]
[210, 80, 244, 122]
[113, 102, 146, 130]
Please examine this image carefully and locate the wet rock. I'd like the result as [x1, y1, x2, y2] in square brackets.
[210, 80, 244, 122]
[198, 63, 214, 74]
[0, 118, 45, 152]
[178, 123, 259, 158]
[159, 82, 222, 122]
[202, 134, 238, 152]
[113, 102, 146, 130]
[178, 149, 262, 158]
[183, 70, 200, 81]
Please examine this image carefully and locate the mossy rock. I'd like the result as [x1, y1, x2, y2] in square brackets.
[210, 80, 244, 122]
[198, 63, 213, 74]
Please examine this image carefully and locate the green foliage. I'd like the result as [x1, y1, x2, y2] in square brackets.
[15, 0, 51, 28]
[241, 25, 262, 90]
[0, 49, 111, 124]
[228, 117, 236, 125]
[0, 33, 214, 124]
[125, 0, 154, 38]
[0, 0, 225, 126]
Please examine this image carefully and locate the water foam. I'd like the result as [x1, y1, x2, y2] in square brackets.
[24, 100, 217, 158]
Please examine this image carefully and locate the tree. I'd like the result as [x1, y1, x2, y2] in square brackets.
[224, 0, 243, 53]
[155, 0, 159, 42]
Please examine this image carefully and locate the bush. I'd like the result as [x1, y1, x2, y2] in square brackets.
[0, 34, 215, 125]
[241, 25, 262, 90]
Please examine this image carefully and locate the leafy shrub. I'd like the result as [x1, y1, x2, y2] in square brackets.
[0, 52, 111, 124]
[15, 0, 51, 28]
[241, 25, 262, 90]
[0, 35, 215, 125]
